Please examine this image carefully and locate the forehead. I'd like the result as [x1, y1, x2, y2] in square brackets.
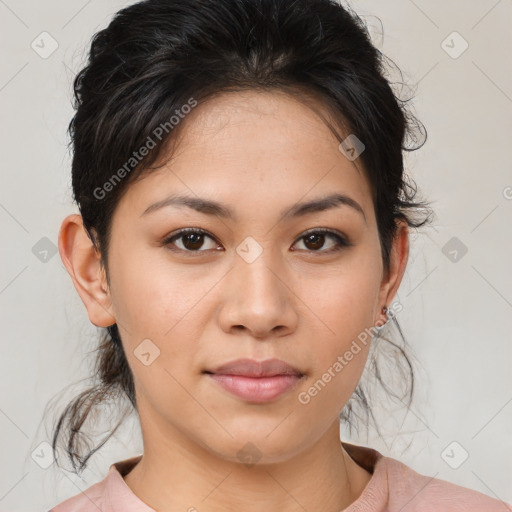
[170, 88, 352, 161]
[119, 89, 374, 223]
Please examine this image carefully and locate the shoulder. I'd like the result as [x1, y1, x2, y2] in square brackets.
[381, 455, 510, 511]
[49, 477, 107, 512]
[48, 455, 145, 512]
[342, 442, 510, 512]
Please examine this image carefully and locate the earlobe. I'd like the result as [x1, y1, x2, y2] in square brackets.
[375, 219, 409, 325]
[58, 214, 116, 327]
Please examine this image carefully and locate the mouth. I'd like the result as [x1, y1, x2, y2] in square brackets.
[203, 358, 305, 403]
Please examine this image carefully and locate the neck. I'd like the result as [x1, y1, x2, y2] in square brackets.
[123, 419, 372, 512]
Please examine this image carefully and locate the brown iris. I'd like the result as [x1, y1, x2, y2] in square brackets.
[182, 232, 206, 251]
[303, 233, 326, 251]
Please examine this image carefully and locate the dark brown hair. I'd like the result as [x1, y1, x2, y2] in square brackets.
[49, 0, 433, 474]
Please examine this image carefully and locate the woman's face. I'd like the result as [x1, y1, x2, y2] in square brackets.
[70, 89, 408, 464]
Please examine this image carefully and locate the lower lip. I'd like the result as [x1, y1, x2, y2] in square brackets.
[207, 373, 303, 403]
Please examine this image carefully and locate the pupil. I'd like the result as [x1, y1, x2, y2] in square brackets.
[306, 233, 324, 250]
[184, 233, 203, 250]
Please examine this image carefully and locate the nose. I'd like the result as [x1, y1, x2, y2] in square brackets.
[216, 246, 299, 339]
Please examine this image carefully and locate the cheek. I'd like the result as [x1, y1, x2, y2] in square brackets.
[107, 247, 216, 392]
[296, 252, 381, 400]
[108, 245, 203, 337]
[299, 251, 382, 342]
[108, 252, 204, 409]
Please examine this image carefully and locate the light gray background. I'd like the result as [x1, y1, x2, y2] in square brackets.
[1, 0, 511, 510]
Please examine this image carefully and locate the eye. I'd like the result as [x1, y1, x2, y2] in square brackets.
[162, 227, 351, 255]
[292, 228, 351, 254]
[163, 228, 221, 253]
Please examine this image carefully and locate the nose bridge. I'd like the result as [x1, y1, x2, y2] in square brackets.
[217, 235, 297, 337]
[234, 236, 282, 302]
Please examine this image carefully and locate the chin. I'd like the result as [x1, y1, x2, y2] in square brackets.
[196, 425, 314, 467]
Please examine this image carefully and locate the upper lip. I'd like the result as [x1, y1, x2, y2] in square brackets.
[206, 358, 304, 377]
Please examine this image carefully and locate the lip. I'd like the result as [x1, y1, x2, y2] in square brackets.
[207, 357, 304, 377]
[204, 358, 305, 403]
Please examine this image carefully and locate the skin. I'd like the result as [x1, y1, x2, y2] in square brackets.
[59, 89, 409, 512]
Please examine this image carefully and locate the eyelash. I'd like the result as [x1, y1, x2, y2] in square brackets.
[162, 227, 352, 256]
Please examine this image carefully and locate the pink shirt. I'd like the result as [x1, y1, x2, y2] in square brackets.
[49, 442, 510, 511]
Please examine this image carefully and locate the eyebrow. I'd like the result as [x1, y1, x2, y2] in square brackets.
[141, 192, 366, 223]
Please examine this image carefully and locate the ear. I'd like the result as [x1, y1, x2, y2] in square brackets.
[58, 214, 116, 327]
[375, 219, 409, 325]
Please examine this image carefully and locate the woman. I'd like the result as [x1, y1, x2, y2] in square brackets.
[49, 0, 509, 510]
